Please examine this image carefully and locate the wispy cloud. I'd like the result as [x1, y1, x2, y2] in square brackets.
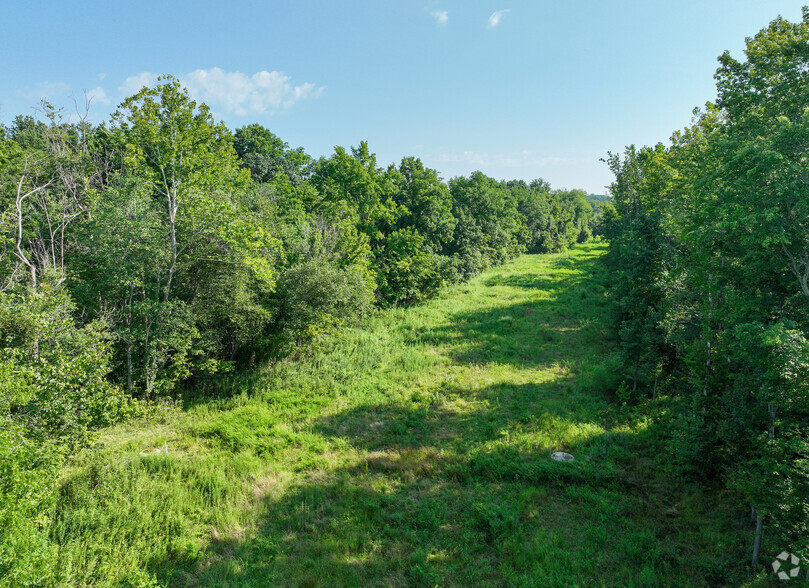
[118, 72, 158, 97]
[431, 10, 449, 25]
[183, 68, 323, 115]
[23, 81, 109, 106]
[118, 68, 323, 116]
[487, 9, 510, 27]
[23, 81, 71, 100]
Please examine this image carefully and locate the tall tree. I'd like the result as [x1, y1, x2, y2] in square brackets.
[105, 76, 278, 393]
[234, 123, 312, 185]
[112, 75, 254, 302]
[311, 142, 405, 242]
[393, 157, 456, 251]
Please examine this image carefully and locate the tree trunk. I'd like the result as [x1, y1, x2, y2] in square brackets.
[751, 404, 778, 568]
[14, 174, 51, 290]
[782, 245, 809, 299]
[751, 508, 763, 568]
[126, 341, 133, 398]
[163, 186, 178, 302]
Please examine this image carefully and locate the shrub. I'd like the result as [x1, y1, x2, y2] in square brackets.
[276, 260, 375, 347]
[0, 286, 128, 586]
[376, 228, 442, 306]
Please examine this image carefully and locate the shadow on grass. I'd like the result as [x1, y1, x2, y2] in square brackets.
[138, 245, 748, 586]
[161, 387, 737, 587]
[169, 383, 656, 587]
[419, 251, 613, 369]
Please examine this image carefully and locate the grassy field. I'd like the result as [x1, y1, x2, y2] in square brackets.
[45, 241, 754, 587]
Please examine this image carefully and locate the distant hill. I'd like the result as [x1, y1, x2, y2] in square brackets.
[587, 193, 610, 204]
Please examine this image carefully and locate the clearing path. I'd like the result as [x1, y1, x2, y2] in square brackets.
[54, 242, 746, 587]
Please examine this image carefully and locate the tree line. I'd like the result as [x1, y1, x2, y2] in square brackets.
[603, 9, 809, 569]
[0, 74, 600, 576]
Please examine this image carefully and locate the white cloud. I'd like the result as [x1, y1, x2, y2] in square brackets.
[118, 72, 159, 97]
[85, 86, 111, 105]
[115, 68, 324, 115]
[182, 67, 324, 116]
[431, 10, 449, 25]
[487, 9, 510, 27]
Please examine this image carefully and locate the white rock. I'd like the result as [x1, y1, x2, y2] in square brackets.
[551, 451, 574, 462]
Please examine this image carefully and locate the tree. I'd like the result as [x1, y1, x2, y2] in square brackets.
[4, 105, 97, 291]
[602, 9, 809, 567]
[112, 75, 254, 302]
[104, 76, 279, 393]
[311, 142, 405, 242]
[275, 260, 374, 348]
[447, 171, 526, 278]
[393, 157, 456, 251]
[234, 124, 312, 185]
[69, 176, 165, 394]
[712, 9, 809, 302]
[376, 227, 440, 306]
[505, 179, 552, 253]
[602, 145, 674, 400]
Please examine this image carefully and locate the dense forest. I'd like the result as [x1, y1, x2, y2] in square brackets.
[0, 75, 600, 578]
[603, 9, 809, 570]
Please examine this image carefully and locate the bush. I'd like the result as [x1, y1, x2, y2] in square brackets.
[276, 260, 375, 347]
[376, 228, 442, 306]
[583, 352, 623, 396]
[0, 287, 128, 448]
[0, 286, 129, 586]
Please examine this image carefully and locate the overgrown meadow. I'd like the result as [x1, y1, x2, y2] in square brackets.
[3, 8, 809, 587]
[40, 244, 755, 586]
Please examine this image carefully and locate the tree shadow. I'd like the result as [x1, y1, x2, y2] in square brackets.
[166, 381, 650, 587]
[420, 253, 612, 369]
[159, 376, 740, 587]
[146, 246, 748, 586]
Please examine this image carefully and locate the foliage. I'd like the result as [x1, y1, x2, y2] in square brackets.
[311, 142, 405, 240]
[447, 171, 527, 278]
[0, 73, 602, 585]
[0, 286, 128, 586]
[275, 260, 374, 347]
[234, 123, 312, 185]
[23, 244, 754, 586]
[392, 156, 456, 250]
[506, 179, 553, 253]
[0, 286, 127, 448]
[375, 227, 441, 306]
[603, 8, 809, 568]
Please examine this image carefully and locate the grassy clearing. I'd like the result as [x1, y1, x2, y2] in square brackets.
[44, 241, 752, 587]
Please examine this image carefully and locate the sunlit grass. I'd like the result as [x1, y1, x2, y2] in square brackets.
[43, 241, 754, 587]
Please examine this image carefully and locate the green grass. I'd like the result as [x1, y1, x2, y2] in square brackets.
[43, 242, 756, 587]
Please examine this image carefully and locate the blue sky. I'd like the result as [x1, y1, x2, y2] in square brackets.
[1, 1, 805, 194]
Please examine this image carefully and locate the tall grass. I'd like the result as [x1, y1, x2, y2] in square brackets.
[30, 242, 755, 587]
